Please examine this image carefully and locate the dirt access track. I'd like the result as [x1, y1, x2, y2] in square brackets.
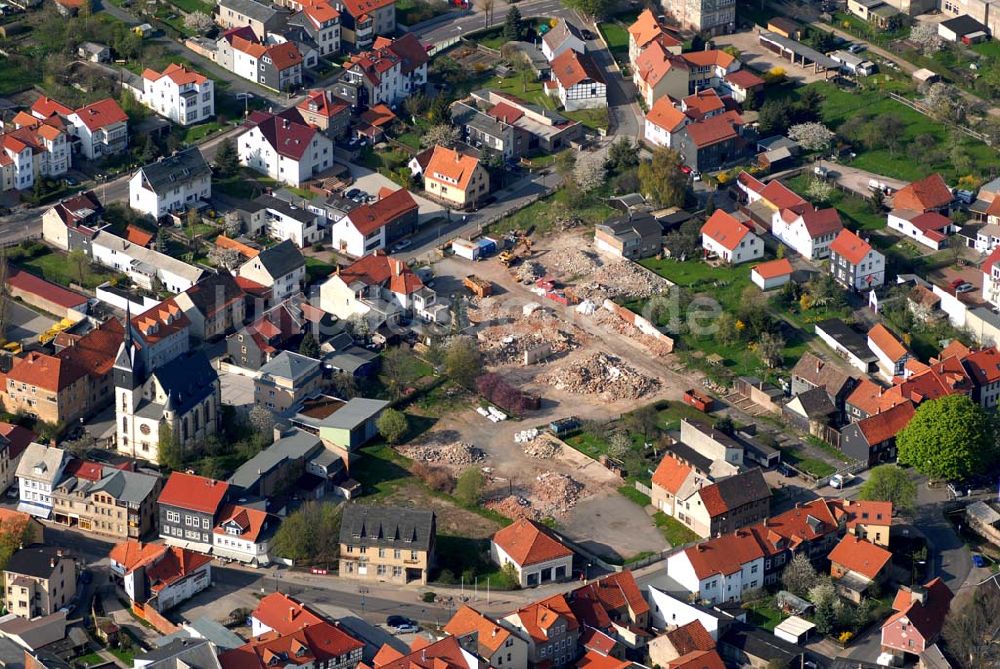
[415, 230, 716, 560]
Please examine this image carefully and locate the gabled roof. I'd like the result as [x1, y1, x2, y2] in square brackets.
[838, 499, 892, 529]
[57, 317, 125, 381]
[550, 49, 605, 89]
[245, 111, 318, 161]
[492, 518, 572, 566]
[511, 594, 579, 644]
[570, 570, 649, 625]
[542, 18, 584, 52]
[830, 228, 873, 265]
[72, 98, 128, 131]
[214, 504, 273, 543]
[296, 90, 349, 123]
[665, 620, 715, 655]
[8, 268, 88, 310]
[961, 346, 1000, 385]
[892, 173, 953, 212]
[758, 498, 840, 550]
[444, 605, 514, 655]
[138, 147, 212, 194]
[425, 145, 482, 191]
[652, 453, 695, 495]
[680, 49, 735, 69]
[628, 9, 665, 49]
[143, 63, 209, 86]
[336, 250, 424, 295]
[696, 468, 770, 518]
[847, 377, 910, 416]
[339, 504, 435, 552]
[681, 529, 766, 580]
[869, 323, 909, 361]
[48, 190, 103, 228]
[682, 89, 725, 120]
[684, 112, 741, 149]
[251, 239, 306, 279]
[221, 622, 364, 669]
[793, 206, 843, 238]
[32, 96, 74, 119]
[700, 210, 753, 251]
[790, 352, 854, 396]
[345, 188, 418, 236]
[634, 40, 680, 88]
[725, 69, 765, 89]
[0, 423, 37, 461]
[252, 593, 325, 635]
[667, 650, 725, 669]
[752, 258, 793, 280]
[266, 41, 304, 71]
[854, 400, 914, 445]
[6, 350, 85, 393]
[646, 97, 687, 133]
[884, 578, 953, 643]
[828, 534, 892, 580]
[158, 472, 229, 515]
[340, 0, 394, 19]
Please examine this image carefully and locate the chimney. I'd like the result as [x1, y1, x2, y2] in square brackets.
[290, 606, 297, 621]
[49, 558, 55, 568]
[696, 544, 704, 552]
[816, 360, 822, 374]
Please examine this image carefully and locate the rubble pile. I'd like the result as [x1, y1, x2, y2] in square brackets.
[485, 495, 538, 520]
[539, 353, 660, 400]
[578, 260, 670, 302]
[515, 261, 545, 283]
[531, 472, 583, 516]
[592, 309, 675, 357]
[477, 316, 577, 365]
[469, 296, 512, 323]
[522, 437, 560, 459]
[399, 441, 486, 465]
[544, 248, 602, 278]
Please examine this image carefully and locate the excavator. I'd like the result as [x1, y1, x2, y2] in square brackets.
[498, 234, 533, 267]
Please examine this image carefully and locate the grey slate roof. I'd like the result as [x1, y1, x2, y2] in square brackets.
[317, 398, 388, 429]
[152, 350, 218, 416]
[815, 319, 877, 362]
[542, 19, 584, 52]
[134, 638, 221, 669]
[339, 503, 435, 552]
[139, 148, 211, 195]
[792, 387, 837, 419]
[218, 0, 278, 23]
[699, 468, 770, 516]
[87, 467, 160, 504]
[259, 350, 321, 383]
[154, 618, 244, 651]
[451, 102, 509, 139]
[941, 14, 987, 35]
[720, 621, 803, 663]
[255, 194, 318, 224]
[6, 547, 69, 579]
[255, 239, 305, 279]
[790, 352, 855, 396]
[228, 428, 322, 490]
[598, 212, 661, 240]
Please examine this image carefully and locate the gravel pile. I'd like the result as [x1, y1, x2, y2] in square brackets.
[523, 437, 560, 459]
[516, 261, 545, 283]
[578, 260, 670, 302]
[532, 472, 583, 516]
[399, 442, 485, 465]
[484, 495, 538, 520]
[543, 248, 602, 279]
[478, 316, 577, 366]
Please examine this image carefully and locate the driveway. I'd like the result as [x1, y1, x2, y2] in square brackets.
[346, 166, 446, 223]
[814, 160, 909, 198]
[5, 301, 56, 343]
[713, 29, 832, 84]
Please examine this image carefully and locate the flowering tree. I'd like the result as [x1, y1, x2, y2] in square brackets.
[789, 122, 835, 152]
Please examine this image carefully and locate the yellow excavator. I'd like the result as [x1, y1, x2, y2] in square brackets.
[498, 235, 533, 267]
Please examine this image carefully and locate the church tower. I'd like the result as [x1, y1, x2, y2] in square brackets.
[114, 305, 145, 458]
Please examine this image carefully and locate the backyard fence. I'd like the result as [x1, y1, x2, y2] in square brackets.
[887, 92, 992, 145]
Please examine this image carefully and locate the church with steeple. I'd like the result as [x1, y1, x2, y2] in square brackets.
[114, 301, 221, 464]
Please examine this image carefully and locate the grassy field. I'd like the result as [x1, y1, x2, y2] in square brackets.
[972, 40, 1000, 59]
[784, 174, 885, 232]
[783, 446, 837, 477]
[169, 0, 213, 13]
[564, 108, 610, 131]
[483, 74, 555, 111]
[305, 257, 335, 283]
[744, 596, 785, 632]
[0, 56, 37, 96]
[597, 21, 630, 65]
[788, 81, 996, 183]
[182, 121, 224, 144]
[20, 252, 116, 290]
[485, 188, 616, 236]
[654, 512, 701, 546]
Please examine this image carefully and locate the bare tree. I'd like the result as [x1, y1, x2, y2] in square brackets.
[481, 0, 494, 28]
[422, 124, 461, 148]
[788, 122, 835, 152]
[910, 23, 943, 55]
[943, 583, 1000, 668]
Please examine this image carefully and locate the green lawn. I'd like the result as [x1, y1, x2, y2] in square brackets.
[169, 0, 213, 12]
[783, 447, 837, 477]
[744, 597, 785, 632]
[0, 56, 38, 96]
[20, 253, 116, 291]
[396, 132, 422, 150]
[482, 74, 556, 112]
[619, 484, 651, 507]
[654, 512, 701, 546]
[784, 174, 886, 232]
[182, 121, 223, 144]
[656, 401, 717, 431]
[787, 81, 996, 183]
[564, 431, 610, 460]
[351, 443, 414, 499]
[564, 108, 610, 131]
[972, 40, 1000, 59]
[75, 652, 106, 667]
[597, 21, 630, 66]
[305, 257, 335, 283]
[108, 648, 135, 666]
[432, 535, 518, 588]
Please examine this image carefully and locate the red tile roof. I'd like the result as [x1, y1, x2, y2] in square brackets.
[725, 69, 765, 89]
[222, 622, 364, 669]
[245, 111, 317, 161]
[665, 620, 716, 654]
[215, 504, 272, 543]
[125, 224, 155, 247]
[492, 518, 572, 566]
[684, 113, 741, 149]
[961, 346, 1000, 384]
[797, 207, 843, 238]
[752, 258, 793, 280]
[143, 63, 209, 86]
[839, 499, 893, 529]
[577, 651, 631, 669]
[158, 471, 229, 514]
[681, 50, 735, 68]
[443, 605, 514, 655]
[869, 323, 908, 361]
[652, 453, 694, 495]
[700, 210, 753, 251]
[855, 400, 915, 445]
[32, 96, 73, 119]
[757, 498, 839, 551]
[132, 300, 190, 347]
[425, 146, 482, 192]
[910, 211, 953, 235]
[267, 42, 304, 70]
[8, 267, 88, 309]
[830, 229, 873, 265]
[828, 534, 892, 580]
[682, 89, 725, 120]
[0, 423, 37, 460]
[551, 50, 605, 89]
[682, 529, 766, 579]
[108, 540, 164, 571]
[336, 250, 424, 295]
[488, 102, 524, 124]
[668, 650, 725, 669]
[628, 9, 665, 49]
[369, 635, 464, 669]
[297, 90, 349, 123]
[893, 174, 953, 212]
[646, 97, 687, 133]
[252, 593, 325, 635]
[358, 104, 396, 128]
[7, 351, 86, 393]
[884, 578, 953, 644]
[571, 571, 649, 622]
[73, 98, 128, 132]
[513, 594, 579, 644]
[340, 0, 394, 18]
[346, 188, 418, 236]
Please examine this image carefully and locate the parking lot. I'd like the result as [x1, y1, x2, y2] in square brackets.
[4, 301, 56, 344]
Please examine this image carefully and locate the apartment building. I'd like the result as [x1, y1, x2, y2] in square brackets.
[129, 148, 212, 219]
[136, 64, 214, 126]
[240, 110, 333, 187]
[662, 0, 736, 35]
[3, 546, 76, 618]
[338, 504, 436, 585]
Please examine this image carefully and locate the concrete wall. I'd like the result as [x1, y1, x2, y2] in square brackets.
[602, 300, 675, 352]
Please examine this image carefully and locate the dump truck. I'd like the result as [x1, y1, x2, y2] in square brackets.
[463, 275, 493, 298]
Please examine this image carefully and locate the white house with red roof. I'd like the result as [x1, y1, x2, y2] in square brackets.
[67, 98, 129, 160]
[549, 49, 607, 111]
[665, 529, 767, 603]
[318, 250, 442, 327]
[503, 595, 581, 667]
[136, 64, 214, 126]
[423, 145, 489, 209]
[961, 346, 1000, 407]
[982, 246, 1000, 309]
[700, 210, 763, 265]
[490, 517, 573, 588]
[829, 228, 885, 290]
[109, 539, 213, 611]
[887, 210, 956, 250]
[771, 205, 843, 260]
[329, 187, 417, 257]
[213, 504, 278, 566]
[240, 110, 334, 187]
[650, 453, 708, 515]
[341, 33, 428, 106]
[868, 323, 913, 381]
[644, 97, 688, 148]
[828, 534, 892, 602]
[1, 112, 70, 191]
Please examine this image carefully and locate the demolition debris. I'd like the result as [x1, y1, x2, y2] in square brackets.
[539, 353, 661, 400]
[577, 260, 670, 302]
[399, 441, 486, 465]
[532, 472, 583, 516]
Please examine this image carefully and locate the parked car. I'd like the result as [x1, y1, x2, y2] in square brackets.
[778, 464, 795, 478]
[847, 43, 866, 54]
[951, 279, 975, 294]
[972, 553, 987, 568]
[581, 29, 596, 40]
[386, 615, 418, 633]
[830, 473, 854, 489]
[392, 239, 413, 252]
[63, 176, 78, 187]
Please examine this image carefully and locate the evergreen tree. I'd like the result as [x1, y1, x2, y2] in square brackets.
[503, 6, 523, 41]
[299, 331, 320, 358]
[214, 138, 240, 177]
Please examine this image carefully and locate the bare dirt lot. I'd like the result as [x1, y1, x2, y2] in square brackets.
[404, 230, 716, 560]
